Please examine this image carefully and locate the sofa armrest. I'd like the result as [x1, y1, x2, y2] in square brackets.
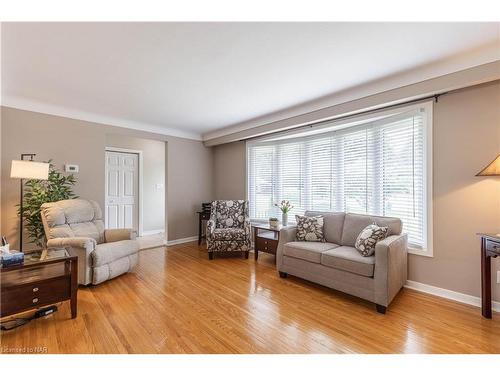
[46, 237, 97, 285]
[104, 228, 136, 243]
[374, 234, 408, 307]
[276, 226, 297, 269]
[206, 218, 216, 241]
[243, 218, 251, 239]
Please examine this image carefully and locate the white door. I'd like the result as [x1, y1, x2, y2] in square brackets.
[105, 151, 139, 232]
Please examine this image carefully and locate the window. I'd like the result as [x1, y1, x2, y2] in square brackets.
[247, 102, 433, 255]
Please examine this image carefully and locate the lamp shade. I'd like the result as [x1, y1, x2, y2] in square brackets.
[10, 160, 50, 180]
[476, 154, 500, 176]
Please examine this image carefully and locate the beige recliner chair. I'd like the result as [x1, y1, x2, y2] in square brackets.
[41, 199, 139, 285]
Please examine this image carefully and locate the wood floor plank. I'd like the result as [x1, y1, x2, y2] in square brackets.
[1, 242, 499, 354]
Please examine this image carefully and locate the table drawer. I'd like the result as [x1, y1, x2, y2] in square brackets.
[255, 236, 278, 254]
[1, 276, 71, 317]
[485, 239, 500, 255]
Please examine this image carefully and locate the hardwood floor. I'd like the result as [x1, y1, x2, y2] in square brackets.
[1, 242, 499, 354]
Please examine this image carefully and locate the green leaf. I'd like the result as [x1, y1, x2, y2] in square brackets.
[19, 162, 78, 248]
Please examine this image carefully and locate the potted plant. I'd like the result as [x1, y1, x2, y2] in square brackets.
[269, 217, 279, 228]
[19, 161, 78, 249]
[274, 200, 293, 226]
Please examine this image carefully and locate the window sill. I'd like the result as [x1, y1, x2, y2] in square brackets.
[408, 246, 433, 257]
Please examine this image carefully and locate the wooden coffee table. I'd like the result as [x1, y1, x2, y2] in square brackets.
[0, 249, 78, 319]
[252, 223, 292, 260]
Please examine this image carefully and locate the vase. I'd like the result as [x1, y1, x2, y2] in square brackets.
[282, 213, 288, 226]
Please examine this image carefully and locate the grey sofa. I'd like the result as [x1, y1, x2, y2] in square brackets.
[41, 199, 139, 285]
[277, 211, 408, 313]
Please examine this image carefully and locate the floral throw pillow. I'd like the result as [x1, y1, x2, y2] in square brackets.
[295, 215, 325, 242]
[355, 224, 388, 257]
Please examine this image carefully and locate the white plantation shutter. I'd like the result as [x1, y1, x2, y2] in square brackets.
[247, 104, 431, 251]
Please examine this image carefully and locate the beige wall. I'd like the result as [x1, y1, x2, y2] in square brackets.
[105, 134, 165, 234]
[409, 82, 500, 301]
[0, 107, 2, 234]
[0, 107, 214, 247]
[166, 137, 214, 239]
[212, 82, 500, 301]
[214, 141, 247, 200]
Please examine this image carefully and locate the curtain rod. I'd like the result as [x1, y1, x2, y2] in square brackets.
[242, 93, 443, 143]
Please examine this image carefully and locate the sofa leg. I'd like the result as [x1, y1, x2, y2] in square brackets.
[208, 252, 214, 260]
[244, 251, 249, 259]
[279, 271, 288, 278]
[376, 304, 387, 314]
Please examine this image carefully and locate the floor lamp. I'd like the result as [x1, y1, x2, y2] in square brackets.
[10, 154, 50, 252]
[476, 153, 500, 236]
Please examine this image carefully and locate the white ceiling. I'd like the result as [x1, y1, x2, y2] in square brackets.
[1, 22, 499, 140]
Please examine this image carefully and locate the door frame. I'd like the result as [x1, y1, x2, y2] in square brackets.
[105, 147, 144, 237]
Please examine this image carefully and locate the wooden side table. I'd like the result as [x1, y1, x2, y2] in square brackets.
[479, 233, 500, 319]
[253, 223, 291, 260]
[1, 249, 78, 319]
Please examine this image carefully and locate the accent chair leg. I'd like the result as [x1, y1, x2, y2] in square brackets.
[244, 251, 249, 259]
[376, 304, 387, 314]
[208, 252, 214, 260]
[279, 271, 288, 278]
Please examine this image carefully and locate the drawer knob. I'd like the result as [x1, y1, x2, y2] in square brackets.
[33, 287, 39, 292]
[32, 298, 39, 303]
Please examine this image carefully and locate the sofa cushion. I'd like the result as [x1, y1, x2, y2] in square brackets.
[283, 241, 338, 263]
[92, 240, 139, 267]
[305, 211, 345, 244]
[69, 221, 104, 244]
[211, 228, 247, 241]
[341, 213, 402, 247]
[295, 215, 325, 242]
[321, 246, 376, 277]
[355, 224, 388, 257]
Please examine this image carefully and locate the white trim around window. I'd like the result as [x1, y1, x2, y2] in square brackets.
[246, 101, 434, 257]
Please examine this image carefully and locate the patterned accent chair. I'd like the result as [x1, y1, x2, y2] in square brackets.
[40, 199, 139, 285]
[206, 200, 251, 259]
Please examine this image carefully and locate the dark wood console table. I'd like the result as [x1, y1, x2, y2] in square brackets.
[479, 233, 500, 319]
[197, 211, 211, 245]
[0, 249, 78, 319]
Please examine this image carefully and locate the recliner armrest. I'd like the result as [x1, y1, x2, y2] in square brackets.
[46, 237, 97, 285]
[47, 237, 97, 251]
[104, 228, 136, 243]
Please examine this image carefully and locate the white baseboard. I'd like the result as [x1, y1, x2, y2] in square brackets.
[165, 236, 198, 246]
[405, 280, 500, 313]
[141, 230, 165, 236]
